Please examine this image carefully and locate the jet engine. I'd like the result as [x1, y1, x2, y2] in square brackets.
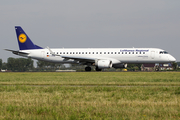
[95, 59, 112, 69]
[113, 63, 127, 68]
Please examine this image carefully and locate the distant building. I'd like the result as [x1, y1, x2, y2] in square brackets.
[159, 63, 173, 70]
[0, 69, 7, 72]
[0, 69, 11, 72]
[177, 62, 180, 68]
[141, 64, 155, 71]
[141, 63, 173, 71]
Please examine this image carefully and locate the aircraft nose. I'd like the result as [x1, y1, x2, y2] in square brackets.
[168, 55, 176, 62]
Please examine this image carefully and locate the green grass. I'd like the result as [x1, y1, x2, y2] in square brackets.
[0, 72, 180, 86]
[0, 72, 180, 119]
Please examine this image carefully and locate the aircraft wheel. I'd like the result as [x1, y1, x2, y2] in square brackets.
[85, 67, 91, 71]
[155, 68, 159, 71]
[96, 67, 102, 71]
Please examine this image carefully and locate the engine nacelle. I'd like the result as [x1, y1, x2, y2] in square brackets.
[95, 59, 112, 69]
[113, 63, 127, 68]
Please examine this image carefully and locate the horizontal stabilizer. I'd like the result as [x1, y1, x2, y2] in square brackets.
[4, 49, 29, 55]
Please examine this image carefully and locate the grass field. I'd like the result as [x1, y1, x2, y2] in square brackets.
[0, 72, 180, 119]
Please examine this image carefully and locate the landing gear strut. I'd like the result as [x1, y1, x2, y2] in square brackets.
[85, 66, 91, 71]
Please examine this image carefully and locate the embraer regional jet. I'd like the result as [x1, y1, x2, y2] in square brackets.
[5, 26, 176, 71]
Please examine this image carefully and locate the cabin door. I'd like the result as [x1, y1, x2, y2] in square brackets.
[151, 51, 155, 59]
[41, 51, 45, 59]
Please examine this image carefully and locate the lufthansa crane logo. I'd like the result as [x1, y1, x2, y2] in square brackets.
[18, 34, 27, 43]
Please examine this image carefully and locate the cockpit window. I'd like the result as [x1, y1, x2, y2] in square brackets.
[163, 51, 168, 54]
[159, 51, 168, 54]
[159, 51, 163, 54]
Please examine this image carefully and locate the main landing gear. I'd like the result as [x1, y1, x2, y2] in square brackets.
[95, 67, 102, 71]
[85, 66, 91, 71]
[85, 66, 102, 71]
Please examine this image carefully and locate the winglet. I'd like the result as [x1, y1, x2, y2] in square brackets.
[47, 46, 61, 56]
[47, 46, 54, 55]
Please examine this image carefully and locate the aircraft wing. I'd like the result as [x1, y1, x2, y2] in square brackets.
[47, 46, 95, 62]
[60, 55, 121, 64]
[4, 49, 30, 55]
[47, 47, 121, 64]
[61, 55, 96, 62]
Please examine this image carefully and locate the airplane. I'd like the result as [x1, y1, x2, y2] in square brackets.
[5, 26, 176, 71]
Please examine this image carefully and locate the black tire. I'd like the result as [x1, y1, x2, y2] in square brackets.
[95, 67, 102, 71]
[85, 67, 91, 71]
[155, 68, 159, 71]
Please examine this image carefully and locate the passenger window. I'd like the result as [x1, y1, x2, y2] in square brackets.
[115, 52, 116, 54]
[92, 52, 94, 54]
[132, 52, 134, 54]
[67, 52, 68, 54]
[86, 52, 87, 54]
[100, 52, 102, 54]
[122, 52, 123, 54]
[63, 52, 65, 54]
[129, 52, 130, 54]
[79, 52, 81, 54]
[108, 52, 110, 54]
[76, 52, 78, 54]
[125, 52, 127, 54]
[136, 52, 138, 54]
[139, 52, 141, 54]
[96, 52, 98, 54]
[82, 52, 84, 54]
[47, 52, 48, 54]
[111, 52, 113, 54]
[143, 52, 145, 54]
[89, 52, 91, 54]
[118, 52, 120, 54]
[104, 52, 106, 54]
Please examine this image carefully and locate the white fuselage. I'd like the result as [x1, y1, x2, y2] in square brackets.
[20, 48, 176, 65]
[8, 26, 176, 71]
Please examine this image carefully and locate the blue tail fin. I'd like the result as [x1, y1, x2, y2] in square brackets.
[15, 26, 43, 50]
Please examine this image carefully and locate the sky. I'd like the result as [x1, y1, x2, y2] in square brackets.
[0, 0, 180, 63]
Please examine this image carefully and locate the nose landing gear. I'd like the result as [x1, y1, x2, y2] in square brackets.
[154, 65, 160, 71]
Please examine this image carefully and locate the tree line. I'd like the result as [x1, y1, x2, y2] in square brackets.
[1, 58, 33, 71]
[0, 57, 143, 72]
[0, 57, 178, 72]
[0, 57, 69, 72]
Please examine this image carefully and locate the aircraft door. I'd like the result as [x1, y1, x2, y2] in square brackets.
[41, 51, 45, 59]
[151, 51, 155, 59]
